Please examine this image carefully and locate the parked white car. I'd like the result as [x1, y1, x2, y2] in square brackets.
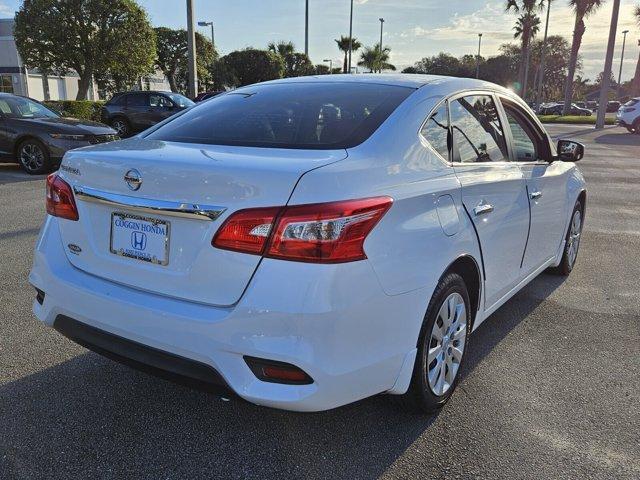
[616, 98, 640, 133]
[30, 75, 586, 412]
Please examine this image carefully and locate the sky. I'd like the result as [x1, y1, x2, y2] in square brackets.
[1, 0, 639, 82]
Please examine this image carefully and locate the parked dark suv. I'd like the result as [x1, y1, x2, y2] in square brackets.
[101, 91, 194, 137]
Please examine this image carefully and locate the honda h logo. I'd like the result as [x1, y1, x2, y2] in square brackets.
[131, 231, 147, 250]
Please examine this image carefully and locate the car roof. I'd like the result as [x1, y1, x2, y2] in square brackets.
[255, 73, 512, 93]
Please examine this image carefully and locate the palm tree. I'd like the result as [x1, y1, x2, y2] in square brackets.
[267, 41, 295, 58]
[562, 0, 604, 115]
[335, 35, 362, 73]
[506, 1, 544, 99]
[358, 44, 396, 73]
[632, 6, 640, 96]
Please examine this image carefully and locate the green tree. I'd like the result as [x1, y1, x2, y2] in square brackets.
[155, 27, 216, 93]
[410, 53, 462, 76]
[505, 0, 543, 98]
[562, 0, 604, 115]
[358, 44, 395, 73]
[267, 41, 296, 58]
[335, 36, 362, 73]
[14, 0, 156, 100]
[218, 49, 284, 87]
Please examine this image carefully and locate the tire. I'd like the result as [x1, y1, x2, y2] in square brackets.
[393, 273, 471, 413]
[633, 119, 640, 135]
[110, 116, 131, 137]
[551, 200, 584, 276]
[16, 138, 52, 175]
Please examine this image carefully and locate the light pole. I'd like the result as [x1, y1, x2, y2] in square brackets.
[348, 0, 354, 73]
[305, 0, 309, 57]
[596, 0, 620, 130]
[323, 59, 333, 74]
[378, 18, 385, 74]
[535, 0, 552, 107]
[198, 21, 215, 51]
[186, 0, 198, 98]
[476, 33, 482, 79]
[617, 29, 629, 98]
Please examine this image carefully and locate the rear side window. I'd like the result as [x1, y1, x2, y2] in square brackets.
[126, 93, 147, 107]
[421, 104, 449, 161]
[108, 94, 126, 106]
[145, 83, 414, 149]
[450, 95, 507, 163]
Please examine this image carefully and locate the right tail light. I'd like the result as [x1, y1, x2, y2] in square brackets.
[212, 196, 392, 263]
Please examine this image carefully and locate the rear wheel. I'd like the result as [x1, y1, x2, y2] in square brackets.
[394, 273, 470, 413]
[17, 138, 52, 175]
[110, 116, 130, 137]
[632, 119, 640, 135]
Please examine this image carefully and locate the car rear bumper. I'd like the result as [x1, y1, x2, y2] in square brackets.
[29, 216, 426, 411]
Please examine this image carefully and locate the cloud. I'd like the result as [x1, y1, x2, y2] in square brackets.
[0, 3, 12, 16]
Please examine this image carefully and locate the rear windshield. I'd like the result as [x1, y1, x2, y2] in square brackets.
[624, 99, 639, 107]
[145, 82, 414, 149]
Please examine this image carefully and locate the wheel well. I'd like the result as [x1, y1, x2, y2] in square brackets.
[445, 256, 481, 329]
[577, 190, 587, 212]
[13, 135, 42, 157]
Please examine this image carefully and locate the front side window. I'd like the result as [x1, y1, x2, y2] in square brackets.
[421, 104, 449, 161]
[150, 94, 173, 107]
[503, 104, 538, 162]
[450, 95, 507, 163]
[145, 83, 414, 149]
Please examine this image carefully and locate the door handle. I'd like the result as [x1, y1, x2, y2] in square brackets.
[530, 191, 543, 200]
[473, 203, 494, 216]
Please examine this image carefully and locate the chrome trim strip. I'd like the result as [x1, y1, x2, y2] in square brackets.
[73, 186, 226, 221]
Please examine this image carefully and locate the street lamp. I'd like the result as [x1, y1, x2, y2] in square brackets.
[348, 0, 354, 73]
[323, 59, 333, 74]
[198, 20, 215, 51]
[617, 29, 629, 98]
[535, 0, 552, 107]
[378, 18, 385, 74]
[475, 33, 482, 79]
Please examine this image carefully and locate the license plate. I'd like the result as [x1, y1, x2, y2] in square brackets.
[110, 212, 170, 265]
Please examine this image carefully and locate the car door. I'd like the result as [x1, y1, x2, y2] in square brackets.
[450, 93, 530, 309]
[498, 96, 570, 275]
[0, 99, 14, 158]
[123, 92, 149, 129]
[148, 93, 176, 125]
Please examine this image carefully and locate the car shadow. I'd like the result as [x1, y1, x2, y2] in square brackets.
[0, 274, 566, 479]
[593, 132, 640, 147]
[0, 163, 48, 185]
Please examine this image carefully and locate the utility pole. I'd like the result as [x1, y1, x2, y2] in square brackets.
[348, 0, 354, 73]
[617, 29, 629, 98]
[379, 18, 385, 73]
[596, 0, 620, 130]
[305, 0, 309, 57]
[186, 0, 198, 98]
[535, 0, 552, 107]
[476, 33, 482, 79]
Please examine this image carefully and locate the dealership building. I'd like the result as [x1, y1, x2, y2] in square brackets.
[0, 18, 170, 101]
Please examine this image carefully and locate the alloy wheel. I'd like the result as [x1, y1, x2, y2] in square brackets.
[427, 292, 467, 396]
[20, 143, 44, 172]
[566, 210, 582, 268]
[112, 120, 128, 136]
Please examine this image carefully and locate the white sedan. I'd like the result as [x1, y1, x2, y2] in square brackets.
[30, 75, 586, 412]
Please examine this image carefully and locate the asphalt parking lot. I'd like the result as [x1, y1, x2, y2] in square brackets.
[1, 124, 639, 480]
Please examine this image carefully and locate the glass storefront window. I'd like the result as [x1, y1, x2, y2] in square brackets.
[0, 75, 14, 94]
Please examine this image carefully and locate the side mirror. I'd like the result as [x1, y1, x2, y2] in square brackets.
[556, 139, 585, 162]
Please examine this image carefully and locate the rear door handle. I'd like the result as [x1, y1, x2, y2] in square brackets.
[530, 191, 543, 200]
[473, 204, 494, 216]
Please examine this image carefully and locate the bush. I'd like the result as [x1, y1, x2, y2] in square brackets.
[537, 115, 616, 125]
[43, 100, 105, 122]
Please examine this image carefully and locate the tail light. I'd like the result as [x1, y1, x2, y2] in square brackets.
[46, 174, 79, 221]
[212, 197, 392, 263]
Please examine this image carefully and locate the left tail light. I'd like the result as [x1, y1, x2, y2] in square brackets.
[212, 196, 392, 263]
[46, 173, 79, 221]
